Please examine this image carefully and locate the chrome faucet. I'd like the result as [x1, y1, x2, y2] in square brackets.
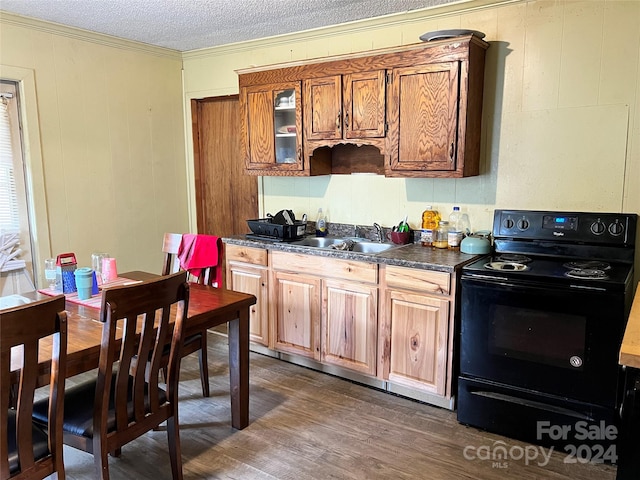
[373, 223, 384, 243]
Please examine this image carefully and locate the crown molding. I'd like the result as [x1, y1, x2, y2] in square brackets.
[0, 11, 182, 59]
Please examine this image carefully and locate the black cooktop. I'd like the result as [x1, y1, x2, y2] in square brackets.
[463, 254, 633, 291]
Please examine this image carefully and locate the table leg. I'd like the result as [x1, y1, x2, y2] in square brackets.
[227, 307, 249, 429]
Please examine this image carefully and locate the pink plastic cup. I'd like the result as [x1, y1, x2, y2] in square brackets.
[101, 257, 118, 283]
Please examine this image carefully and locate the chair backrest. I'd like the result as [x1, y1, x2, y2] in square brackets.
[162, 233, 221, 287]
[161, 233, 182, 276]
[0, 295, 67, 480]
[94, 271, 189, 453]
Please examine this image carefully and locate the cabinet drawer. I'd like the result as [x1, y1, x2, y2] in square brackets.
[384, 265, 450, 295]
[226, 244, 268, 266]
[272, 251, 377, 284]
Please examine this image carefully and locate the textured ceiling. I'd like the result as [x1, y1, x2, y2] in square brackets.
[0, 0, 460, 52]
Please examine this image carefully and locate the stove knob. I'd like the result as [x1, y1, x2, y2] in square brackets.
[570, 356, 583, 368]
[503, 219, 514, 229]
[516, 218, 529, 230]
[590, 221, 606, 235]
[608, 222, 624, 236]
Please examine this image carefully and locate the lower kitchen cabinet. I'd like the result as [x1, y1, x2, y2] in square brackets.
[224, 242, 463, 409]
[272, 270, 321, 359]
[322, 278, 378, 375]
[271, 251, 378, 374]
[385, 289, 449, 395]
[225, 245, 269, 346]
[380, 264, 456, 404]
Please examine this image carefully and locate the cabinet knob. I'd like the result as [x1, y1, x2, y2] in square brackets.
[344, 112, 350, 130]
[449, 142, 454, 160]
[336, 112, 341, 129]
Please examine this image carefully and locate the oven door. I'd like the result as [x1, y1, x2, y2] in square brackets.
[460, 274, 626, 407]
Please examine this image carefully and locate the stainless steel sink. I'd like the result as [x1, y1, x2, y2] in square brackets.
[291, 237, 346, 248]
[291, 236, 401, 254]
[350, 242, 399, 254]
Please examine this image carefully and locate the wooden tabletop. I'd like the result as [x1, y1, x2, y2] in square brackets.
[620, 283, 640, 368]
[10, 271, 256, 386]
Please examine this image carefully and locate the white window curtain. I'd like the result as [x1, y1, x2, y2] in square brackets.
[0, 93, 20, 234]
[0, 81, 34, 293]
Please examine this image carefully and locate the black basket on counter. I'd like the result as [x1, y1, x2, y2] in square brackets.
[246, 210, 307, 241]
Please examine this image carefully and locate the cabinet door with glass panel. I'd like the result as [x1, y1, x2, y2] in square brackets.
[240, 81, 303, 173]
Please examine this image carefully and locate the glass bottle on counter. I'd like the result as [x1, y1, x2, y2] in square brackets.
[421, 205, 441, 247]
[433, 221, 449, 249]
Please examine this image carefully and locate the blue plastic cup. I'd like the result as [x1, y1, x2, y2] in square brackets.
[74, 267, 94, 300]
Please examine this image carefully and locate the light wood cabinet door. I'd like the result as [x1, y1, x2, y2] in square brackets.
[321, 279, 378, 375]
[304, 70, 386, 141]
[227, 261, 269, 346]
[241, 81, 303, 172]
[386, 289, 450, 395]
[388, 62, 460, 173]
[272, 271, 321, 360]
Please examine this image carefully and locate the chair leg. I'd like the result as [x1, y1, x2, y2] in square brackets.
[166, 413, 184, 480]
[198, 332, 210, 397]
[95, 443, 110, 480]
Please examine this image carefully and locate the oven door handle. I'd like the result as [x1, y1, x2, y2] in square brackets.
[462, 273, 609, 292]
[463, 273, 512, 284]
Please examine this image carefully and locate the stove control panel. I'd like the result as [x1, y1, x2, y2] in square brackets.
[542, 215, 578, 231]
[494, 210, 637, 245]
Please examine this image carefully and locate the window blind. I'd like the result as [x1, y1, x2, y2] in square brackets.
[0, 95, 19, 233]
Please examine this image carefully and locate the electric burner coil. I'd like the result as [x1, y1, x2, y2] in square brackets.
[484, 262, 528, 271]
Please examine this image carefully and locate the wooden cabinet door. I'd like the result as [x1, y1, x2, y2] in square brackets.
[388, 62, 460, 173]
[304, 76, 342, 140]
[305, 70, 386, 141]
[387, 289, 449, 395]
[343, 70, 386, 139]
[241, 81, 303, 172]
[321, 279, 378, 375]
[227, 261, 269, 346]
[273, 271, 321, 360]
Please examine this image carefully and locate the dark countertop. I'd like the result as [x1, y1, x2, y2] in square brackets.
[222, 235, 482, 273]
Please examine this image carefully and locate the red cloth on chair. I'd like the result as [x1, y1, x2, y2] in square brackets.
[177, 234, 222, 287]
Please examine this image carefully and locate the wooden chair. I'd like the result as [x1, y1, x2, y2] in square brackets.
[32, 272, 190, 480]
[162, 233, 220, 397]
[1, 295, 67, 480]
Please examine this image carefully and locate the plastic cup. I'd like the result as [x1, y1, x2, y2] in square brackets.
[44, 258, 57, 289]
[74, 267, 94, 300]
[91, 252, 109, 284]
[101, 257, 118, 283]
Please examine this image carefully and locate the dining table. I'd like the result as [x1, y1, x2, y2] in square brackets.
[8, 270, 257, 430]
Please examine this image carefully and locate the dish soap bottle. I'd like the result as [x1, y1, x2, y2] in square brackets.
[421, 205, 441, 247]
[315, 208, 327, 237]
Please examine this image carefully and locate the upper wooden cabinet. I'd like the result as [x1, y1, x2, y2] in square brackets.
[387, 62, 460, 174]
[304, 70, 386, 141]
[237, 35, 488, 177]
[241, 81, 304, 173]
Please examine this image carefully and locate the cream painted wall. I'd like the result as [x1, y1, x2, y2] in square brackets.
[182, 0, 640, 278]
[1, 0, 638, 288]
[0, 13, 189, 287]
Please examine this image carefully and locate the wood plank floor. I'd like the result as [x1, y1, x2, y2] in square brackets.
[52, 332, 617, 479]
